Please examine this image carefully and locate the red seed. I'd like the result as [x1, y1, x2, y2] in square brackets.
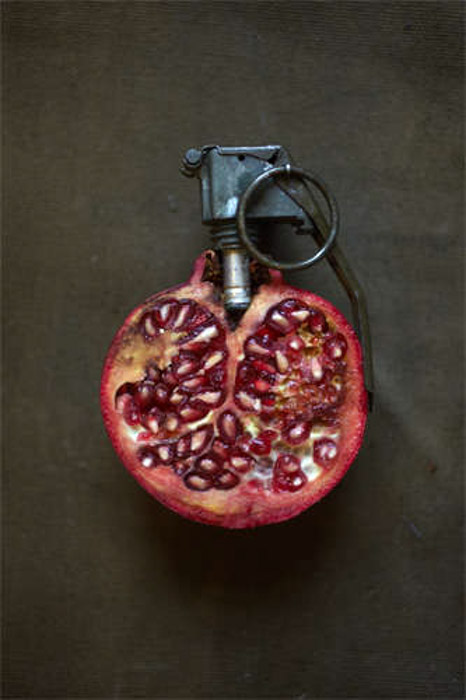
[308, 308, 328, 334]
[165, 413, 180, 432]
[275, 454, 301, 475]
[173, 352, 201, 379]
[217, 410, 242, 444]
[179, 402, 209, 422]
[244, 336, 273, 357]
[324, 334, 348, 360]
[184, 472, 212, 491]
[153, 383, 170, 407]
[134, 381, 157, 410]
[190, 425, 214, 454]
[203, 350, 225, 371]
[250, 430, 276, 456]
[252, 358, 277, 378]
[116, 394, 140, 426]
[140, 312, 159, 338]
[282, 420, 311, 445]
[274, 455, 307, 492]
[229, 454, 254, 473]
[274, 471, 307, 492]
[266, 308, 293, 334]
[180, 321, 222, 350]
[215, 469, 240, 490]
[154, 443, 175, 464]
[313, 438, 338, 467]
[196, 452, 222, 475]
[171, 301, 195, 330]
[143, 406, 165, 434]
[153, 299, 178, 328]
[211, 438, 230, 459]
[137, 447, 158, 469]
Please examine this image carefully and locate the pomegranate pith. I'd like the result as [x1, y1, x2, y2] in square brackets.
[101, 250, 367, 528]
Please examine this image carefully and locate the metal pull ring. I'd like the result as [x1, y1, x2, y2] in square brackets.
[236, 165, 339, 271]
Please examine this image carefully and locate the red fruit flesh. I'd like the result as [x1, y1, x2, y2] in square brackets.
[101, 250, 367, 528]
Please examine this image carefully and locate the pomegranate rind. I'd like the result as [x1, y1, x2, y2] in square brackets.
[101, 251, 367, 528]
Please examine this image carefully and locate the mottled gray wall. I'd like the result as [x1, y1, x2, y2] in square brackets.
[3, 2, 463, 698]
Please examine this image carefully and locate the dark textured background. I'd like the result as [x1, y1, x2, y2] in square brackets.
[3, 2, 464, 698]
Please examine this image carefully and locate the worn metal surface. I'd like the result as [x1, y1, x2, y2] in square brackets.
[3, 2, 464, 698]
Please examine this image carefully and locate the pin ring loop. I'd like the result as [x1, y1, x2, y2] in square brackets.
[236, 166, 339, 271]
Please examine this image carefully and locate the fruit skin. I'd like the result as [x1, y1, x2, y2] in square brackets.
[101, 250, 367, 529]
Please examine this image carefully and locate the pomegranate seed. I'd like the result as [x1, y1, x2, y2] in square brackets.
[250, 430, 276, 456]
[163, 370, 178, 387]
[275, 454, 301, 474]
[324, 334, 347, 360]
[322, 386, 340, 405]
[290, 308, 310, 324]
[266, 299, 310, 334]
[184, 472, 212, 491]
[274, 455, 307, 492]
[176, 434, 192, 458]
[140, 312, 159, 338]
[308, 308, 328, 333]
[181, 323, 220, 349]
[180, 377, 205, 392]
[179, 403, 208, 422]
[282, 421, 311, 445]
[134, 381, 157, 410]
[275, 350, 289, 373]
[287, 335, 305, 352]
[255, 326, 278, 343]
[309, 356, 324, 381]
[274, 471, 307, 492]
[313, 438, 338, 467]
[215, 469, 240, 490]
[203, 350, 224, 371]
[245, 336, 273, 357]
[169, 388, 187, 406]
[190, 425, 214, 454]
[195, 390, 222, 406]
[165, 413, 180, 432]
[261, 394, 276, 407]
[196, 453, 221, 475]
[154, 443, 175, 464]
[173, 352, 200, 378]
[211, 438, 229, 458]
[332, 375, 343, 392]
[266, 308, 293, 334]
[173, 460, 190, 476]
[153, 383, 170, 406]
[153, 299, 178, 328]
[229, 455, 253, 473]
[217, 410, 242, 443]
[144, 407, 165, 434]
[254, 378, 271, 394]
[236, 435, 251, 453]
[116, 394, 140, 426]
[236, 391, 262, 412]
[171, 301, 195, 330]
[252, 359, 277, 377]
[137, 447, 158, 469]
[236, 361, 256, 385]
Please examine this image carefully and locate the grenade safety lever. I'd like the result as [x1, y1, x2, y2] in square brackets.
[181, 144, 374, 408]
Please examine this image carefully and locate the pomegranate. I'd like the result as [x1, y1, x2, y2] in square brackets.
[101, 250, 367, 528]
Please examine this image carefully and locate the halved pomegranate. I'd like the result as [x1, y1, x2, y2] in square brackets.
[101, 250, 367, 528]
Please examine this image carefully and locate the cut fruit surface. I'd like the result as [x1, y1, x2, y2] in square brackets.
[101, 250, 367, 528]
